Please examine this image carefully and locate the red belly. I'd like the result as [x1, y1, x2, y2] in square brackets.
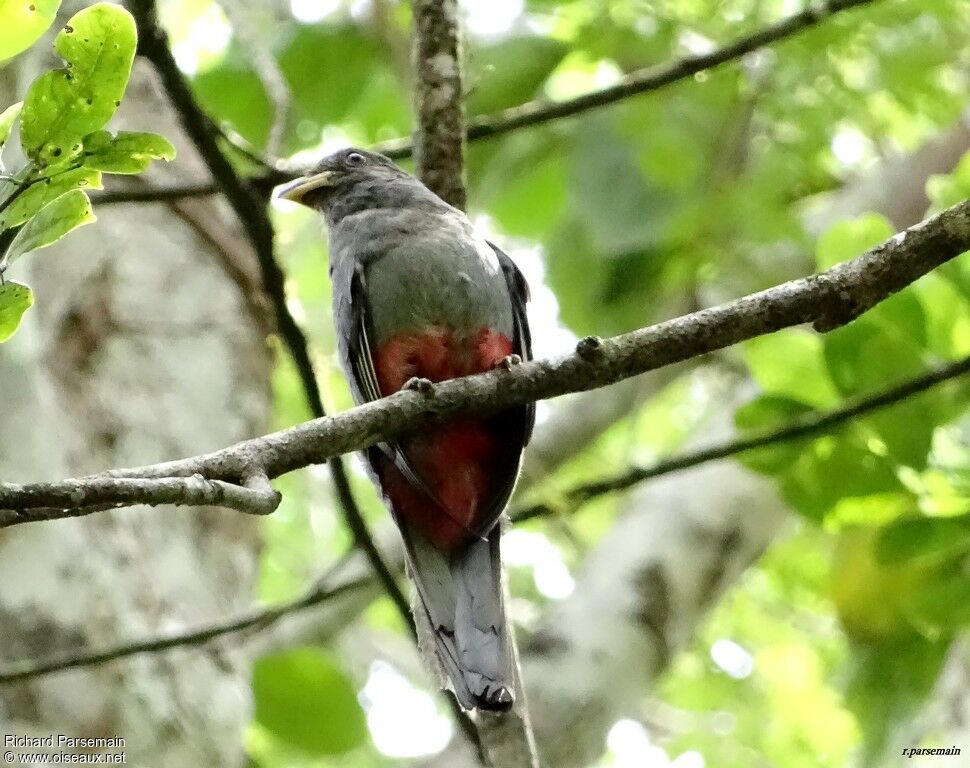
[372, 326, 513, 551]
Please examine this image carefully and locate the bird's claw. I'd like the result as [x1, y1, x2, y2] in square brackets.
[498, 354, 521, 371]
[403, 376, 434, 394]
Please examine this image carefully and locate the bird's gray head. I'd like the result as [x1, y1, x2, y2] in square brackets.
[277, 147, 444, 224]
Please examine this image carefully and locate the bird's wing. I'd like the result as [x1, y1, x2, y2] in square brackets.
[488, 240, 535, 445]
[347, 263, 383, 403]
[346, 264, 459, 519]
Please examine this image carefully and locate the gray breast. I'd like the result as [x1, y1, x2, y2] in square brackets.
[349, 210, 515, 344]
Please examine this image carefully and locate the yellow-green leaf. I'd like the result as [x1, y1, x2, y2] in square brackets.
[0, 166, 101, 229]
[19, 3, 136, 166]
[0, 280, 33, 342]
[253, 648, 367, 755]
[0, 102, 22, 149]
[0, 0, 61, 61]
[3, 190, 95, 267]
[83, 131, 177, 174]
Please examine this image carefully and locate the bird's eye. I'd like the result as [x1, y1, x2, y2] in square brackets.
[346, 152, 365, 166]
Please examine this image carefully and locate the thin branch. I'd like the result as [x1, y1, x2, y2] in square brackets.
[0, 562, 369, 685]
[215, 0, 291, 157]
[128, 0, 413, 628]
[1, 196, 967, 519]
[0, 473, 279, 526]
[454, 0, 877, 147]
[515, 353, 970, 522]
[100, 0, 878, 205]
[90, 173, 283, 205]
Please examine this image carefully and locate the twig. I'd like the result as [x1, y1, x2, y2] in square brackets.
[0, 473, 279, 526]
[99, 0, 879, 204]
[215, 0, 291, 157]
[128, 0, 413, 632]
[455, 0, 878, 146]
[91, 173, 283, 204]
[0, 563, 369, 685]
[514, 354, 970, 522]
[2, 196, 968, 519]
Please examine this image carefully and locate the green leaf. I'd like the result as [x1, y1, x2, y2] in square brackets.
[826, 493, 918, 530]
[816, 213, 895, 270]
[569, 120, 675, 255]
[733, 395, 815, 474]
[82, 131, 176, 174]
[0, 167, 101, 229]
[252, 647, 367, 755]
[782, 440, 905, 521]
[846, 637, 948, 765]
[0, 102, 22, 149]
[19, 3, 136, 166]
[902, 573, 970, 635]
[467, 36, 568, 116]
[823, 293, 937, 469]
[0, 280, 33, 342]
[744, 329, 841, 408]
[877, 515, 970, 566]
[0, 0, 61, 61]
[3, 190, 95, 267]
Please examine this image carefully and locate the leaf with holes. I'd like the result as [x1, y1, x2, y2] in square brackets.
[82, 131, 176, 174]
[3, 190, 95, 268]
[19, 3, 136, 166]
[0, 0, 61, 62]
[0, 280, 33, 342]
[0, 166, 101, 230]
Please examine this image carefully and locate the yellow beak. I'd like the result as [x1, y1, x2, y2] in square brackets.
[277, 170, 338, 205]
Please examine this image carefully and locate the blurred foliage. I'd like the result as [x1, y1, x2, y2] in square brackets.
[252, 647, 368, 757]
[5, 0, 961, 763]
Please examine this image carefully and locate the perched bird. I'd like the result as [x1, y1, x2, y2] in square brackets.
[279, 148, 534, 711]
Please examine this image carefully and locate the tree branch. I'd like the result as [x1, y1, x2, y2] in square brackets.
[127, 0, 412, 628]
[515, 353, 970, 522]
[98, 0, 878, 205]
[412, 0, 466, 209]
[1, 196, 966, 519]
[4, 349, 965, 685]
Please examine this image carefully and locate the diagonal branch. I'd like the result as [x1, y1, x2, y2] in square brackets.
[127, 0, 412, 627]
[99, 0, 879, 205]
[432, 0, 880, 150]
[2, 198, 967, 520]
[3, 352, 966, 686]
[515, 353, 970, 522]
[0, 559, 369, 685]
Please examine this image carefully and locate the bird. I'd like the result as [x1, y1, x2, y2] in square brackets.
[278, 147, 534, 712]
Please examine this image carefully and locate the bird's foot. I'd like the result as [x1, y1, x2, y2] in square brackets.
[497, 354, 521, 371]
[402, 376, 434, 394]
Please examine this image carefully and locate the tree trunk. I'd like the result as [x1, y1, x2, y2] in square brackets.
[0, 53, 271, 766]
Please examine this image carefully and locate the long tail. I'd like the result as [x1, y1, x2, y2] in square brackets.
[404, 522, 514, 711]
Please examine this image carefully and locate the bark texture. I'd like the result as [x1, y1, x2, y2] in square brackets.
[411, 0, 466, 209]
